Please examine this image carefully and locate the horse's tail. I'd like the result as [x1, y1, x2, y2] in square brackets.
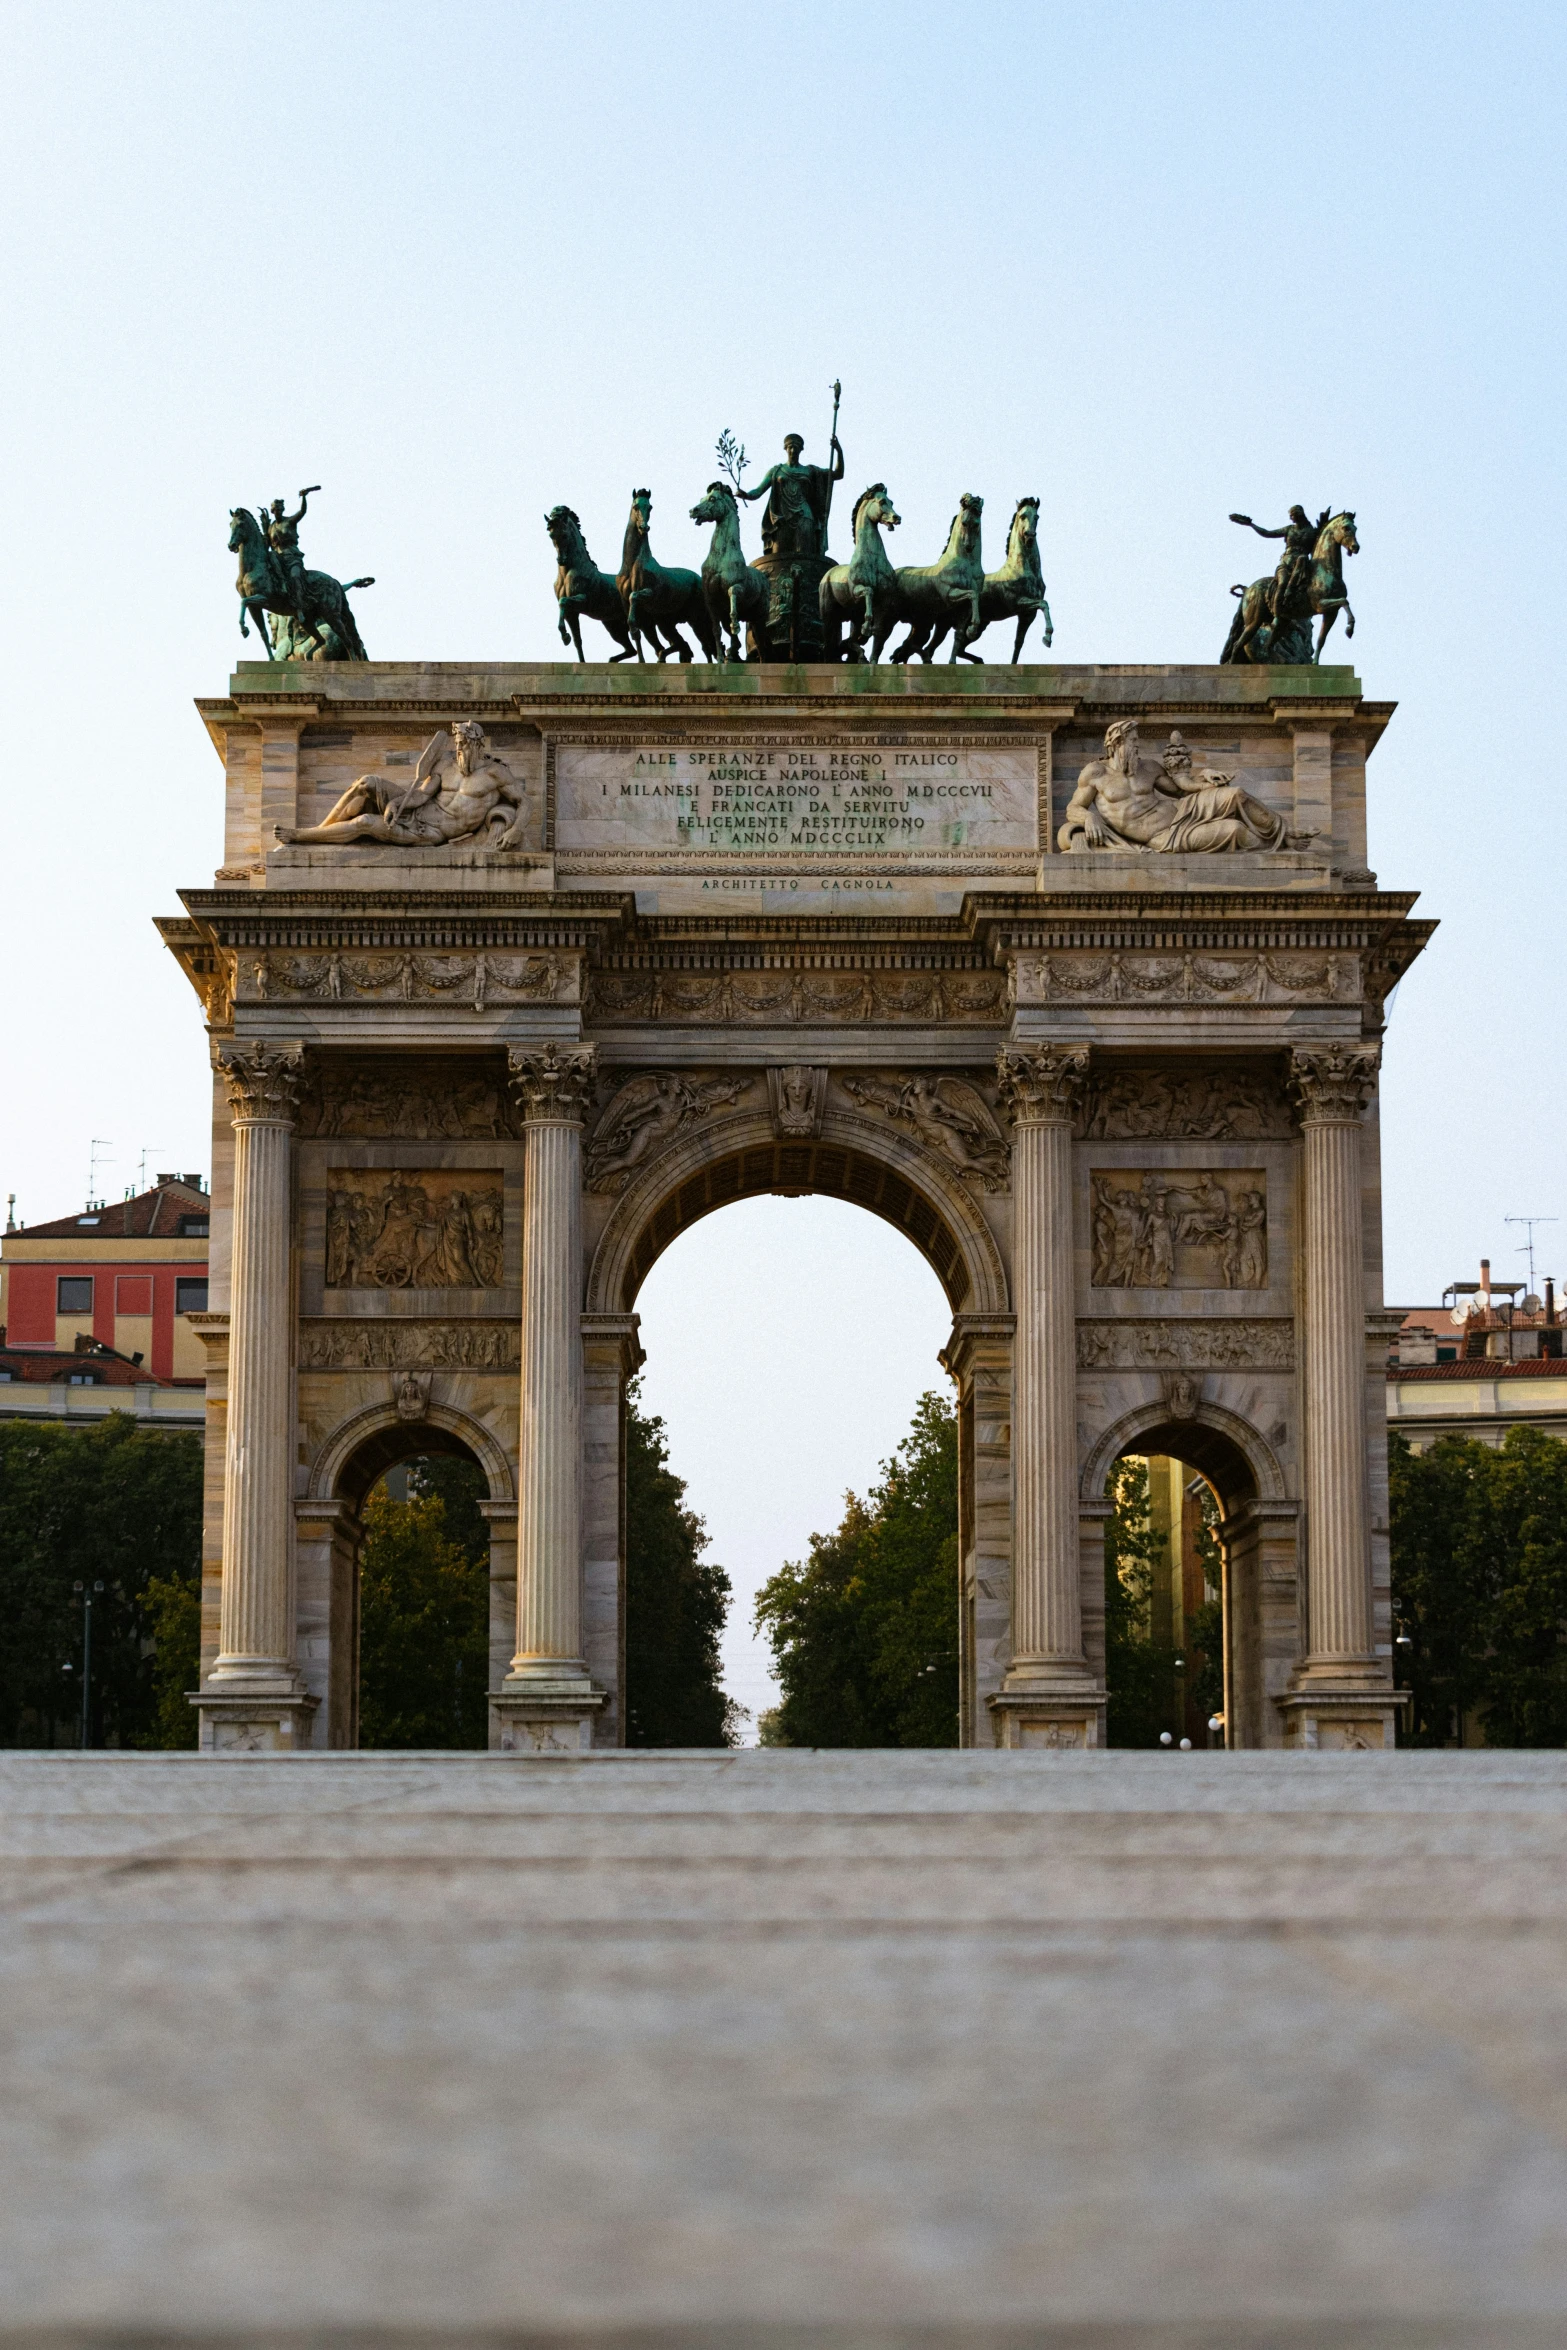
[1230, 583, 1245, 599]
[345, 577, 375, 591]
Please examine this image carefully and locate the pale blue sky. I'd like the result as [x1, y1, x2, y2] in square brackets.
[3, 2, 1562, 1721]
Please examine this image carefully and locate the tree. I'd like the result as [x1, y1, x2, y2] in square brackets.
[0, 1416, 203, 1747]
[1102, 1457, 1180, 1747]
[754, 1391, 959, 1748]
[1391, 1426, 1567, 1747]
[358, 1476, 490, 1748]
[624, 1383, 738, 1746]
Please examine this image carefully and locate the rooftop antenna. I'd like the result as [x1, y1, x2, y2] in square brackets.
[137, 1146, 164, 1193]
[1506, 1214, 1557, 1296]
[87, 1139, 113, 1210]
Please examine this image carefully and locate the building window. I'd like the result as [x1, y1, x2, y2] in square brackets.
[66, 1371, 101, 1387]
[178, 1217, 209, 1237]
[175, 1279, 209, 1315]
[57, 1277, 93, 1315]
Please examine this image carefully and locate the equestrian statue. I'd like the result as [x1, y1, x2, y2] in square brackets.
[228, 486, 373, 661]
[1221, 506, 1359, 664]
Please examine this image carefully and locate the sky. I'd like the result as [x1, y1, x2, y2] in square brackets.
[3, 1, 1564, 1725]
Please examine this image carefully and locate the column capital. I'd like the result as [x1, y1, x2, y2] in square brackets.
[1288, 1043, 1380, 1125]
[996, 1045, 1090, 1127]
[507, 1044, 596, 1125]
[212, 1039, 307, 1125]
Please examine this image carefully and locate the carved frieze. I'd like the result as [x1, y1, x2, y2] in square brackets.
[839, 1073, 1010, 1190]
[255, 949, 573, 1012]
[297, 1063, 517, 1140]
[1076, 1320, 1294, 1370]
[1078, 1065, 1292, 1140]
[298, 1320, 520, 1371]
[1091, 1170, 1267, 1289]
[585, 1071, 755, 1191]
[585, 967, 1006, 1023]
[1010, 950, 1356, 1008]
[768, 1066, 827, 1140]
[325, 1170, 504, 1290]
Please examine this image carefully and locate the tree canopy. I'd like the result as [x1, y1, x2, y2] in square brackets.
[624, 1383, 738, 1746]
[754, 1391, 959, 1747]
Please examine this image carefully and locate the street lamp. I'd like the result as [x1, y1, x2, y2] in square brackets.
[71, 1580, 105, 1749]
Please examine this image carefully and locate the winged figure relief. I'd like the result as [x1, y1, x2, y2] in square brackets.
[842, 1073, 1010, 1191]
[584, 1072, 753, 1192]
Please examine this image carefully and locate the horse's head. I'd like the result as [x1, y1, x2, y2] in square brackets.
[690, 483, 734, 525]
[228, 508, 255, 555]
[628, 488, 653, 538]
[954, 492, 984, 549]
[545, 504, 582, 552]
[1010, 496, 1040, 553]
[852, 483, 900, 536]
[1319, 510, 1359, 559]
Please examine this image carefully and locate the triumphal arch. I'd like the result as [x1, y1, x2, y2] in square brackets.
[159, 650, 1429, 1752]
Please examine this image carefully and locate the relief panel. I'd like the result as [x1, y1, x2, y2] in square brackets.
[1090, 1169, 1267, 1290]
[325, 1170, 504, 1290]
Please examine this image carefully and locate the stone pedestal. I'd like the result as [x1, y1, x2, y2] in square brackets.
[197, 1042, 316, 1752]
[990, 1048, 1104, 1748]
[1282, 1046, 1401, 1750]
[493, 1047, 604, 1753]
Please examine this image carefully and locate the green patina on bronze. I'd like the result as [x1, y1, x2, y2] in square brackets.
[228, 487, 373, 662]
[1222, 506, 1360, 665]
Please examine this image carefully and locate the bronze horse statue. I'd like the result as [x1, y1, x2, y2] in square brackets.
[894, 496, 1051, 665]
[881, 494, 986, 664]
[617, 489, 719, 663]
[690, 482, 770, 662]
[819, 484, 902, 663]
[546, 506, 637, 662]
[1222, 510, 1360, 664]
[228, 507, 372, 661]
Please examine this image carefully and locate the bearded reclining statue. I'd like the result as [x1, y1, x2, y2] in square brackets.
[1058, 721, 1294, 855]
[276, 723, 531, 851]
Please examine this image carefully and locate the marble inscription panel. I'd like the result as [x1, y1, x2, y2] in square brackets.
[554, 741, 1038, 857]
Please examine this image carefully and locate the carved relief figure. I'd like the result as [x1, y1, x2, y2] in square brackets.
[1080, 1066, 1290, 1140]
[584, 1073, 753, 1192]
[1058, 722, 1287, 855]
[1090, 1171, 1268, 1289]
[1076, 1321, 1294, 1371]
[276, 723, 534, 852]
[324, 1170, 504, 1289]
[841, 1073, 1010, 1190]
[299, 1320, 519, 1372]
[297, 1065, 517, 1140]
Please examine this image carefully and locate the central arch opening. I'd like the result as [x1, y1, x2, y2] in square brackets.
[631, 1192, 955, 1740]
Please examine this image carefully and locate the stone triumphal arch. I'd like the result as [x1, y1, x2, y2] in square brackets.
[160, 659, 1430, 1751]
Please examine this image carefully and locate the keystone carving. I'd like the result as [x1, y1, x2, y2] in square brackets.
[584, 1072, 754, 1191]
[393, 1369, 432, 1422]
[768, 1066, 827, 1140]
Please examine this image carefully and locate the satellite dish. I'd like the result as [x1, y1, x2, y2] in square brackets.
[1524, 1294, 1543, 1315]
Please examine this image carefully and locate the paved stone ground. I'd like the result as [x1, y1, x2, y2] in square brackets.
[3, 1750, 1567, 2350]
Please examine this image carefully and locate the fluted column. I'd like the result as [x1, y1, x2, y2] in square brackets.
[1290, 1045, 1379, 1668]
[206, 1041, 308, 1711]
[992, 1047, 1100, 1746]
[498, 1046, 601, 1744]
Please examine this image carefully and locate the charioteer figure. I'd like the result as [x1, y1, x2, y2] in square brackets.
[734, 417, 844, 659]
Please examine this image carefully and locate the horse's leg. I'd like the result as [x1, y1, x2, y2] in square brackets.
[887, 626, 922, 664]
[626, 591, 648, 661]
[1011, 609, 1035, 664]
[245, 600, 277, 659]
[1315, 603, 1340, 662]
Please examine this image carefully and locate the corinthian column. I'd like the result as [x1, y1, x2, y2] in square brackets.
[199, 1040, 314, 1751]
[1285, 1044, 1395, 1747]
[495, 1045, 604, 1752]
[992, 1046, 1101, 1748]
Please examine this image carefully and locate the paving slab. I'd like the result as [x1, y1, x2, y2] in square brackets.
[1, 1751, 1564, 2349]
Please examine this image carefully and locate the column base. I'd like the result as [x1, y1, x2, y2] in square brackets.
[491, 1672, 605, 1755]
[193, 1688, 319, 1753]
[988, 1676, 1106, 1750]
[1278, 1683, 1408, 1751]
